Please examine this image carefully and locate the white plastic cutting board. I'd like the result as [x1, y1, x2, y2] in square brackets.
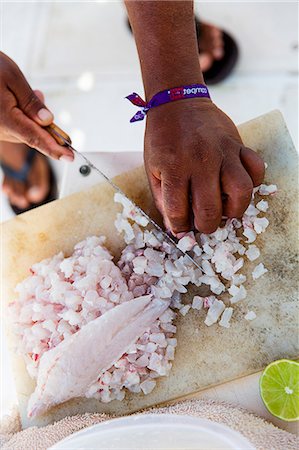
[1, 110, 298, 428]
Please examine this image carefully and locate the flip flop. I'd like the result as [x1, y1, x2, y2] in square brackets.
[126, 17, 239, 85]
[195, 19, 239, 85]
[1, 148, 57, 215]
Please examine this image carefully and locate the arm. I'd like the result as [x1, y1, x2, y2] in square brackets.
[125, 1, 264, 235]
[0, 52, 73, 161]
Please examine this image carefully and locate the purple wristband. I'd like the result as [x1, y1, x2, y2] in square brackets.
[126, 84, 210, 123]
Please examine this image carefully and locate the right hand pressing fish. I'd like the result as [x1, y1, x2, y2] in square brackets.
[126, 1, 265, 235]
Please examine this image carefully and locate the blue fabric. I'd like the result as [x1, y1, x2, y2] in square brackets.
[1, 148, 36, 182]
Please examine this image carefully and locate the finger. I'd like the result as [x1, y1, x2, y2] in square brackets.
[240, 147, 265, 187]
[221, 161, 253, 218]
[8, 64, 53, 126]
[146, 171, 163, 212]
[191, 172, 222, 234]
[161, 174, 191, 235]
[7, 108, 74, 161]
[146, 168, 173, 230]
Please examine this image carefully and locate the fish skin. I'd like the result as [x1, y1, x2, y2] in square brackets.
[27, 295, 169, 417]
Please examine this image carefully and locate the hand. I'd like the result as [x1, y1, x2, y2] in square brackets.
[144, 98, 265, 235]
[0, 52, 73, 161]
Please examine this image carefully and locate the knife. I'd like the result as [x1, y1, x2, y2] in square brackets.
[46, 123, 202, 270]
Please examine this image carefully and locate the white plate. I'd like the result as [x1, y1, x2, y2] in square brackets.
[49, 413, 256, 450]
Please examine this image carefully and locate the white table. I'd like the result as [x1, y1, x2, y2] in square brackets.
[60, 151, 298, 436]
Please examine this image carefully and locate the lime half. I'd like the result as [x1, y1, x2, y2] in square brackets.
[260, 359, 299, 422]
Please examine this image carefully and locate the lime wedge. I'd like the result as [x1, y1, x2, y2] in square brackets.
[260, 359, 299, 422]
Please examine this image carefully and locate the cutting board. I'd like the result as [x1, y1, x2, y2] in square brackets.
[1, 110, 298, 428]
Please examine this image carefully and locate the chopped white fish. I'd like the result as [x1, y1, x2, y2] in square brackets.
[132, 256, 147, 275]
[192, 296, 203, 310]
[212, 227, 229, 241]
[12, 178, 276, 414]
[228, 285, 247, 304]
[203, 242, 214, 256]
[245, 204, 259, 217]
[199, 275, 225, 295]
[140, 379, 156, 395]
[258, 184, 277, 195]
[114, 192, 133, 214]
[243, 227, 257, 244]
[177, 232, 196, 252]
[256, 200, 268, 212]
[252, 263, 268, 280]
[233, 258, 244, 273]
[244, 311, 257, 321]
[253, 217, 269, 234]
[202, 260, 215, 276]
[193, 245, 202, 256]
[231, 274, 246, 286]
[203, 296, 216, 309]
[245, 245, 260, 262]
[179, 304, 191, 316]
[204, 299, 225, 326]
[219, 307, 233, 328]
[27, 295, 169, 417]
[165, 345, 175, 360]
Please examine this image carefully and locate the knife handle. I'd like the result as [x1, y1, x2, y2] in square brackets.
[46, 123, 72, 147]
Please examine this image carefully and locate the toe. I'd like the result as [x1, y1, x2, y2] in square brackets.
[213, 47, 224, 60]
[198, 23, 224, 61]
[2, 176, 12, 195]
[211, 28, 224, 59]
[3, 177, 29, 209]
[27, 153, 50, 203]
[13, 180, 30, 208]
[199, 52, 213, 72]
[210, 26, 222, 39]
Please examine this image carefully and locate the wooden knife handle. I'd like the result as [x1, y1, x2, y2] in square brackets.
[46, 123, 72, 147]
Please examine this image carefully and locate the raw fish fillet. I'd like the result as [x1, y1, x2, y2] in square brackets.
[28, 295, 169, 417]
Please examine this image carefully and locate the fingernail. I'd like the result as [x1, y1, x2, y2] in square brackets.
[37, 108, 53, 122]
[59, 154, 74, 162]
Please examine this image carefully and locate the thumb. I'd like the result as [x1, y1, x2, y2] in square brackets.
[7, 60, 54, 126]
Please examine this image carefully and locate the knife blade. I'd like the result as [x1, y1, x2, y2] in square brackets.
[46, 123, 202, 270]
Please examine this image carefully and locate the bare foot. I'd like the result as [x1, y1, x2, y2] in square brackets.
[0, 142, 51, 210]
[198, 22, 224, 72]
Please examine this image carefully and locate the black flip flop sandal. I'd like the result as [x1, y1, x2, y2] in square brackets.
[195, 19, 239, 85]
[126, 17, 239, 85]
[1, 148, 57, 215]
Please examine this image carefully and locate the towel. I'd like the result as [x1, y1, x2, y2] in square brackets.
[1, 399, 297, 450]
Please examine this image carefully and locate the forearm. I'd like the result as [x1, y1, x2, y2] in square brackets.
[125, 0, 204, 99]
